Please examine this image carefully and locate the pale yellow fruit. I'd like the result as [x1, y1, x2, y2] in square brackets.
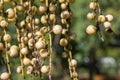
[106, 14, 113, 22]
[38, 5, 47, 13]
[35, 41, 46, 50]
[6, 8, 15, 18]
[23, 57, 31, 66]
[11, 45, 19, 50]
[98, 15, 105, 23]
[53, 25, 62, 35]
[86, 25, 97, 35]
[20, 20, 25, 27]
[0, 72, 10, 80]
[41, 15, 47, 24]
[27, 66, 33, 72]
[16, 66, 22, 73]
[40, 49, 49, 58]
[70, 59, 77, 67]
[72, 72, 78, 78]
[59, 0, 65, 3]
[3, 34, 11, 42]
[41, 65, 49, 74]
[10, 48, 18, 57]
[61, 3, 67, 10]
[87, 13, 96, 20]
[31, 58, 37, 65]
[20, 47, 28, 56]
[49, 14, 56, 21]
[16, 5, 25, 12]
[0, 42, 4, 50]
[0, 20, 8, 28]
[26, 70, 31, 75]
[61, 11, 70, 19]
[89, 2, 98, 10]
[59, 38, 68, 47]
[103, 21, 111, 29]
[49, 4, 56, 12]
[34, 18, 40, 25]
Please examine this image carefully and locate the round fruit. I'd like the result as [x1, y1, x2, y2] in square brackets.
[89, 2, 98, 10]
[16, 66, 22, 73]
[87, 12, 96, 20]
[59, 38, 68, 47]
[41, 65, 49, 74]
[98, 15, 105, 23]
[23, 57, 31, 66]
[106, 14, 113, 22]
[86, 25, 97, 35]
[3, 34, 11, 42]
[35, 41, 46, 50]
[70, 59, 77, 67]
[103, 21, 111, 29]
[53, 25, 62, 35]
[20, 47, 28, 56]
[0, 72, 10, 80]
[40, 49, 49, 58]
[10, 48, 18, 57]
[0, 20, 8, 28]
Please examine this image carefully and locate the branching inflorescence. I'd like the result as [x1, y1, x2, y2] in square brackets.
[86, 0, 113, 41]
[0, 0, 78, 80]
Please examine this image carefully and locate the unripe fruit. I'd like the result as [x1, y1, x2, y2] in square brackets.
[41, 15, 47, 24]
[23, 57, 31, 66]
[69, 33, 77, 40]
[86, 25, 97, 35]
[0, 42, 4, 50]
[98, 15, 105, 23]
[50, 14, 56, 21]
[61, 3, 67, 10]
[40, 49, 49, 58]
[87, 13, 96, 20]
[38, 5, 47, 13]
[61, 11, 70, 19]
[26, 70, 32, 75]
[20, 20, 25, 27]
[70, 59, 77, 67]
[53, 25, 62, 35]
[41, 65, 49, 74]
[106, 14, 113, 22]
[28, 33, 32, 39]
[0, 20, 8, 28]
[49, 4, 56, 12]
[35, 41, 46, 50]
[34, 18, 40, 25]
[89, 2, 98, 10]
[6, 8, 15, 19]
[16, 66, 22, 73]
[59, 0, 65, 3]
[27, 66, 33, 72]
[3, 34, 11, 42]
[72, 72, 78, 78]
[60, 38, 68, 46]
[10, 48, 18, 57]
[103, 21, 111, 29]
[11, 45, 19, 50]
[31, 58, 37, 65]
[20, 47, 28, 56]
[0, 72, 10, 80]
[16, 5, 25, 12]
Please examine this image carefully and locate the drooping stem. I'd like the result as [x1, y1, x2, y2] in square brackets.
[4, 29, 11, 77]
